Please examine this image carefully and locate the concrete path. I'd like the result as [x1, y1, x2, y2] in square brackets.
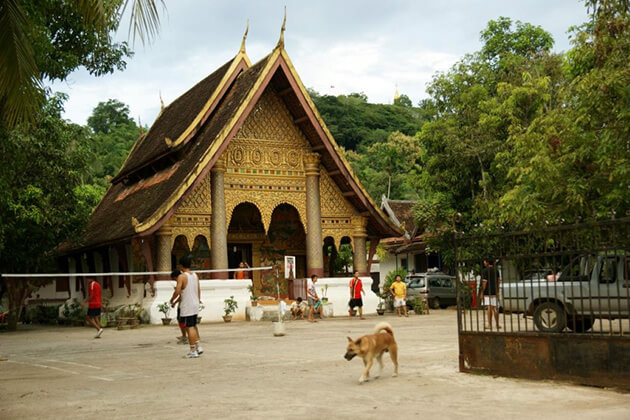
[1, 310, 629, 419]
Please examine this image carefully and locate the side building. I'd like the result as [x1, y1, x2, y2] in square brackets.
[379, 196, 446, 281]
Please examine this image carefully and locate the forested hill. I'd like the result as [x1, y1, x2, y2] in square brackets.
[308, 89, 428, 152]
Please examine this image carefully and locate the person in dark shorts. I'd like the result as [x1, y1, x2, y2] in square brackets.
[170, 270, 188, 344]
[83, 278, 103, 338]
[480, 259, 501, 330]
[307, 275, 320, 322]
[170, 255, 202, 358]
[348, 271, 365, 319]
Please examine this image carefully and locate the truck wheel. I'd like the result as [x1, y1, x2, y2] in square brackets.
[567, 316, 594, 333]
[431, 297, 440, 310]
[533, 302, 566, 333]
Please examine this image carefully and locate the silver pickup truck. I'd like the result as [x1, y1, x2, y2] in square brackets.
[501, 255, 629, 332]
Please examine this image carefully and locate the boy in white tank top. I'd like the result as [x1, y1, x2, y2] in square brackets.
[170, 255, 203, 358]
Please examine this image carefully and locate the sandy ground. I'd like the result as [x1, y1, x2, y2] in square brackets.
[1, 310, 629, 420]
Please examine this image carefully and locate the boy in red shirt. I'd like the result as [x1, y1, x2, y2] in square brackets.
[348, 271, 365, 319]
[83, 278, 103, 338]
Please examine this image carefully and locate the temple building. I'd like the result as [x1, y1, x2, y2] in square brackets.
[51, 26, 402, 321]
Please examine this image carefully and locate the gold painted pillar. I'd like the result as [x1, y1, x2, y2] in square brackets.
[211, 159, 229, 279]
[156, 226, 172, 279]
[304, 153, 324, 277]
[352, 216, 369, 276]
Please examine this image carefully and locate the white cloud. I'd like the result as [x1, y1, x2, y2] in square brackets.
[47, 0, 588, 125]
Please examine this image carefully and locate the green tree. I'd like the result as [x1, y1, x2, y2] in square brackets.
[394, 94, 412, 107]
[0, 0, 165, 127]
[346, 131, 423, 201]
[0, 93, 103, 330]
[496, 0, 630, 225]
[309, 89, 427, 151]
[87, 99, 140, 186]
[416, 17, 558, 232]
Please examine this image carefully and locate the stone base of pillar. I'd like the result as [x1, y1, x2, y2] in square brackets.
[211, 271, 230, 280]
[307, 267, 324, 277]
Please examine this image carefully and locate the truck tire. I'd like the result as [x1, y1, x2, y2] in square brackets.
[533, 302, 566, 333]
[567, 316, 594, 333]
[431, 297, 440, 310]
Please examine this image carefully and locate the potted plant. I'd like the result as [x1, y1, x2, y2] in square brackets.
[223, 296, 238, 322]
[320, 284, 329, 303]
[157, 302, 171, 325]
[413, 296, 428, 315]
[247, 285, 258, 306]
[197, 302, 205, 323]
[117, 303, 142, 329]
[376, 295, 386, 316]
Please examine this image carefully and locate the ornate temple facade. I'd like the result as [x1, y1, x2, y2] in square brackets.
[51, 30, 401, 321]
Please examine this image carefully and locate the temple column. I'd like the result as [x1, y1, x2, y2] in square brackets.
[352, 216, 369, 276]
[211, 158, 229, 279]
[304, 153, 324, 277]
[156, 226, 172, 279]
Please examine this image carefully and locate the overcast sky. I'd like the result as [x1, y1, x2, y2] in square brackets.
[49, 0, 590, 126]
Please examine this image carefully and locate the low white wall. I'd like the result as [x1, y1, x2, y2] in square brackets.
[316, 277, 378, 316]
[147, 279, 251, 325]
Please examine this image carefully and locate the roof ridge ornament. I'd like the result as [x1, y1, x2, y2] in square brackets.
[159, 91, 165, 111]
[240, 20, 249, 54]
[276, 6, 286, 49]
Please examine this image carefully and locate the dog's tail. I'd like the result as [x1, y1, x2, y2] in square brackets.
[374, 322, 394, 336]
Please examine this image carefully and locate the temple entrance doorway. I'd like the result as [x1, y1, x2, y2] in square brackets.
[227, 202, 265, 284]
[228, 243, 252, 275]
[259, 203, 306, 298]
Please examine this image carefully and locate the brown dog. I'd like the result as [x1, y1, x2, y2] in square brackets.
[344, 322, 398, 384]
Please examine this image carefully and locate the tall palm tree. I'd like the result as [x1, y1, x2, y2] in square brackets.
[0, 0, 165, 128]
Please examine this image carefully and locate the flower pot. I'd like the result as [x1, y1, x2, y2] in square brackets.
[377, 309, 385, 316]
[197, 317, 202, 323]
[322, 297, 328, 303]
[222, 315, 232, 323]
[161, 318, 171, 326]
[251, 301, 258, 307]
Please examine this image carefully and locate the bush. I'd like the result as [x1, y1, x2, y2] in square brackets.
[383, 268, 408, 310]
[27, 304, 61, 325]
[61, 299, 85, 324]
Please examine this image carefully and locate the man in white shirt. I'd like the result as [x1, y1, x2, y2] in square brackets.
[170, 255, 203, 358]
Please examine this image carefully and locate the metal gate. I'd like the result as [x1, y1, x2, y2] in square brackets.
[455, 218, 630, 389]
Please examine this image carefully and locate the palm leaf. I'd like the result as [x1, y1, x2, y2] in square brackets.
[0, 0, 43, 127]
[121, 0, 165, 46]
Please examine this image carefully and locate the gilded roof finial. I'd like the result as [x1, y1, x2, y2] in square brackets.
[276, 6, 286, 49]
[240, 20, 249, 54]
[159, 91, 165, 111]
[138, 116, 144, 135]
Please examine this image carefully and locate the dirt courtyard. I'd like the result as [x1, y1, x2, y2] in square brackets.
[1, 310, 629, 419]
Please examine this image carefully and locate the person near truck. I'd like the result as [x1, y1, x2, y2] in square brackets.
[390, 274, 408, 317]
[480, 260, 501, 330]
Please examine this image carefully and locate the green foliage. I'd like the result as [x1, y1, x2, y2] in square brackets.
[0, 93, 94, 271]
[61, 299, 85, 323]
[0, 0, 163, 127]
[415, 8, 630, 238]
[394, 94, 413, 108]
[309, 89, 427, 151]
[333, 243, 353, 274]
[346, 131, 423, 200]
[157, 301, 170, 317]
[26, 304, 61, 324]
[412, 296, 428, 314]
[383, 268, 408, 294]
[87, 99, 140, 187]
[223, 296, 238, 316]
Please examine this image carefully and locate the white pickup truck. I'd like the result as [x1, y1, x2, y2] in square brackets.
[501, 255, 629, 332]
